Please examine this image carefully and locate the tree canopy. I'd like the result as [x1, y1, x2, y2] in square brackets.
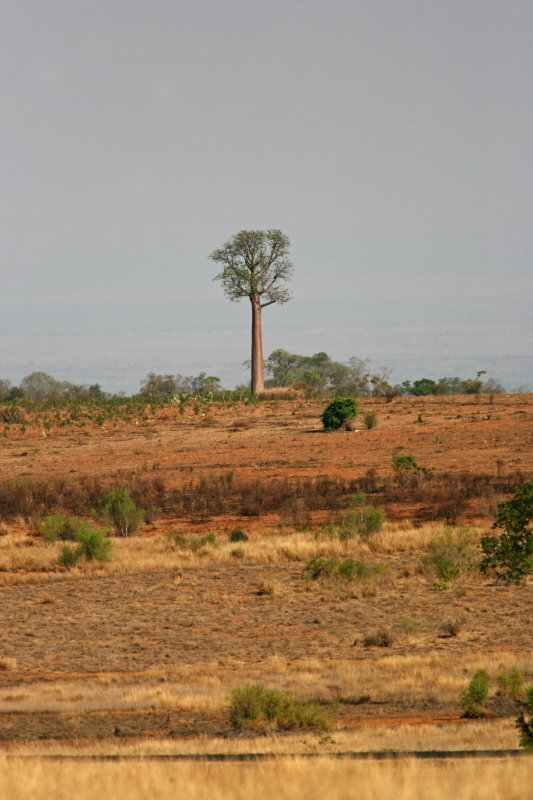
[210, 229, 293, 394]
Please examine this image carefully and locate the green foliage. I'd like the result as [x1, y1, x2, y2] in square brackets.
[401, 617, 420, 635]
[227, 683, 332, 732]
[460, 669, 490, 717]
[59, 545, 82, 568]
[480, 482, 533, 583]
[304, 555, 338, 579]
[363, 410, 378, 429]
[76, 528, 113, 561]
[516, 686, 533, 750]
[497, 667, 524, 699]
[392, 453, 433, 487]
[167, 530, 218, 553]
[42, 515, 90, 542]
[229, 527, 248, 542]
[336, 492, 385, 541]
[140, 371, 222, 399]
[399, 375, 506, 396]
[100, 489, 144, 537]
[322, 397, 359, 431]
[265, 350, 372, 396]
[420, 528, 475, 589]
[411, 378, 436, 396]
[57, 523, 113, 568]
[304, 555, 385, 582]
[516, 713, 533, 750]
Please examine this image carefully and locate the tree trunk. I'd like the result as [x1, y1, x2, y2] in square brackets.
[250, 295, 264, 395]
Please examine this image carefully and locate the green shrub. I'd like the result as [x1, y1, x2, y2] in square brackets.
[392, 453, 433, 488]
[304, 555, 385, 583]
[227, 683, 332, 732]
[420, 528, 475, 589]
[516, 713, 533, 750]
[517, 686, 533, 750]
[167, 530, 218, 553]
[57, 525, 112, 568]
[460, 669, 490, 717]
[229, 527, 248, 542]
[322, 397, 359, 431]
[480, 482, 533, 584]
[497, 667, 524, 699]
[42, 515, 88, 542]
[363, 410, 378, 429]
[76, 528, 113, 561]
[100, 489, 144, 536]
[59, 545, 82, 568]
[337, 492, 385, 541]
[305, 555, 338, 579]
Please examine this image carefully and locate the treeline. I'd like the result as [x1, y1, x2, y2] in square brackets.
[0, 354, 507, 404]
[0, 373, 106, 402]
[263, 350, 505, 397]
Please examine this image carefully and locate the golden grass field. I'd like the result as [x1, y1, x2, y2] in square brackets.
[1, 755, 532, 800]
[0, 393, 532, 796]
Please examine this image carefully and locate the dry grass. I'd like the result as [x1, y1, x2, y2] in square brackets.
[0, 755, 531, 800]
[0, 718, 521, 756]
[2, 651, 531, 716]
[0, 520, 488, 585]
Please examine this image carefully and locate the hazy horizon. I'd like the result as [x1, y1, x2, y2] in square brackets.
[2, 1, 531, 394]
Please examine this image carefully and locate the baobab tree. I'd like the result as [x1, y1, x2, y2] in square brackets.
[209, 229, 293, 395]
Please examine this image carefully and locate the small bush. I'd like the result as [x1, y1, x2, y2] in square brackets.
[256, 579, 278, 596]
[76, 528, 113, 561]
[392, 453, 433, 488]
[167, 530, 218, 553]
[58, 525, 113, 568]
[100, 489, 144, 536]
[304, 555, 385, 584]
[443, 617, 462, 637]
[363, 628, 394, 648]
[516, 713, 533, 750]
[337, 492, 385, 541]
[42, 515, 88, 542]
[229, 527, 248, 542]
[322, 397, 359, 432]
[401, 617, 420, 635]
[59, 545, 82, 568]
[363, 410, 378, 429]
[497, 667, 524, 699]
[304, 555, 338, 579]
[228, 683, 332, 732]
[420, 528, 475, 589]
[460, 669, 490, 717]
[480, 482, 533, 584]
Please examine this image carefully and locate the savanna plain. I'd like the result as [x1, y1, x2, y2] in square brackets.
[0, 392, 531, 798]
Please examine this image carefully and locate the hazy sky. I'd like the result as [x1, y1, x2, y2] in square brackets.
[2, 0, 532, 393]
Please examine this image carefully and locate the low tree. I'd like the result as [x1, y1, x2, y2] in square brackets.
[210, 230, 293, 395]
[480, 482, 533, 583]
[265, 350, 372, 396]
[20, 371, 62, 401]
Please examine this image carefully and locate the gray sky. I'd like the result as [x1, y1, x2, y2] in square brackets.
[2, 0, 532, 393]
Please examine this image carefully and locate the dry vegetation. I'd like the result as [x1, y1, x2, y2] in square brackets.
[1, 756, 532, 800]
[0, 393, 532, 794]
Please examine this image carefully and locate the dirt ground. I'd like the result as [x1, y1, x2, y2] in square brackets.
[0, 394, 531, 742]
